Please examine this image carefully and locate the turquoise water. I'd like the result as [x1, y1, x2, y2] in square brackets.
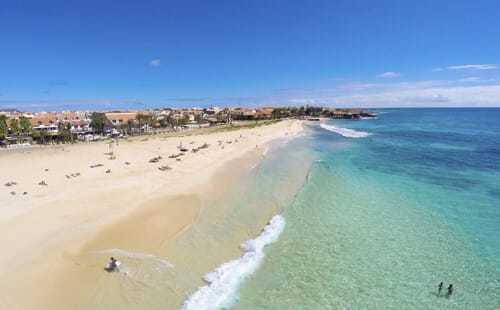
[233, 109, 500, 309]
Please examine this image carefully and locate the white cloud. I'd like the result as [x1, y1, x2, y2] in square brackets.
[339, 80, 452, 92]
[332, 84, 500, 107]
[289, 98, 319, 105]
[277, 79, 500, 107]
[458, 77, 481, 82]
[339, 82, 387, 91]
[458, 77, 496, 83]
[447, 64, 497, 70]
[376, 71, 401, 78]
[149, 59, 161, 67]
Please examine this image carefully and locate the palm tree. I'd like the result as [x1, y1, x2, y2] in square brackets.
[90, 112, 107, 134]
[19, 116, 32, 136]
[9, 118, 21, 143]
[137, 113, 155, 133]
[57, 122, 73, 143]
[39, 130, 48, 144]
[126, 119, 134, 135]
[57, 122, 66, 143]
[0, 115, 7, 142]
[66, 123, 74, 143]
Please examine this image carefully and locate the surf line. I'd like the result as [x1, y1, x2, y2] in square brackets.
[181, 214, 286, 310]
[320, 123, 371, 138]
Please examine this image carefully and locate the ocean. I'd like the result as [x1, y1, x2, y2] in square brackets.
[185, 108, 500, 309]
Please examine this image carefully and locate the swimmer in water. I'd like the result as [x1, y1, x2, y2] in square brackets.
[438, 282, 443, 296]
[447, 284, 453, 297]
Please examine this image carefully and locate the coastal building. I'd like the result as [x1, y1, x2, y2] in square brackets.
[105, 112, 138, 126]
[30, 114, 59, 134]
[204, 106, 222, 115]
[256, 107, 274, 119]
[29, 111, 91, 134]
[230, 108, 256, 120]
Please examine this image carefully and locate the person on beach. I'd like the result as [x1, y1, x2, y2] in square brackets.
[447, 284, 453, 297]
[438, 282, 443, 296]
[108, 257, 118, 272]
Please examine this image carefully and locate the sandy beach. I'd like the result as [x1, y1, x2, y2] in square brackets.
[0, 119, 304, 309]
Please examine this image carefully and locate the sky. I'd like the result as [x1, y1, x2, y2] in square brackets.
[0, 0, 499, 111]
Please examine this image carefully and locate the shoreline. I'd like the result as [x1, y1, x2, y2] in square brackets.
[0, 119, 304, 309]
[181, 128, 314, 309]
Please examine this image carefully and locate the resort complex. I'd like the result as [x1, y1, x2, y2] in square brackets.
[0, 106, 374, 147]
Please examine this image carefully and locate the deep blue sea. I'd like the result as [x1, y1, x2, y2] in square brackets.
[230, 109, 500, 309]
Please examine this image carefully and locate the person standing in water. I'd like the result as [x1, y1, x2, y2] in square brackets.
[447, 284, 453, 297]
[438, 282, 443, 296]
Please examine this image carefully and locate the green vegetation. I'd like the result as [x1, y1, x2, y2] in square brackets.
[89, 112, 108, 134]
[216, 119, 281, 132]
[57, 122, 74, 143]
[0, 116, 33, 143]
[0, 115, 7, 140]
[168, 119, 281, 137]
[19, 116, 32, 135]
[9, 118, 21, 138]
[31, 130, 48, 144]
[136, 112, 155, 129]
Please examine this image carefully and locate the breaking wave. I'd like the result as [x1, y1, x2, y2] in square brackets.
[181, 215, 286, 310]
[320, 124, 371, 138]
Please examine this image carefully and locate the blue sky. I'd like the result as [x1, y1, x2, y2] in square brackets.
[1, 0, 499, 111]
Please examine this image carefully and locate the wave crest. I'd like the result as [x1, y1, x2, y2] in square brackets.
[181, 215, 286, 310]
[320, 124, 371, 138]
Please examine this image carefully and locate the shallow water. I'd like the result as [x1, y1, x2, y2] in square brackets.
[233, 109, 500, 309]
[178, 136, 313, 309]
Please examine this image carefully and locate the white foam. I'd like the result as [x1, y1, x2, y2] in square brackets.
[181, 215, 286, 310]
[320, 124, 371, 138]
[262, 146, 270, 156]
[97, 248, 173, 269]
